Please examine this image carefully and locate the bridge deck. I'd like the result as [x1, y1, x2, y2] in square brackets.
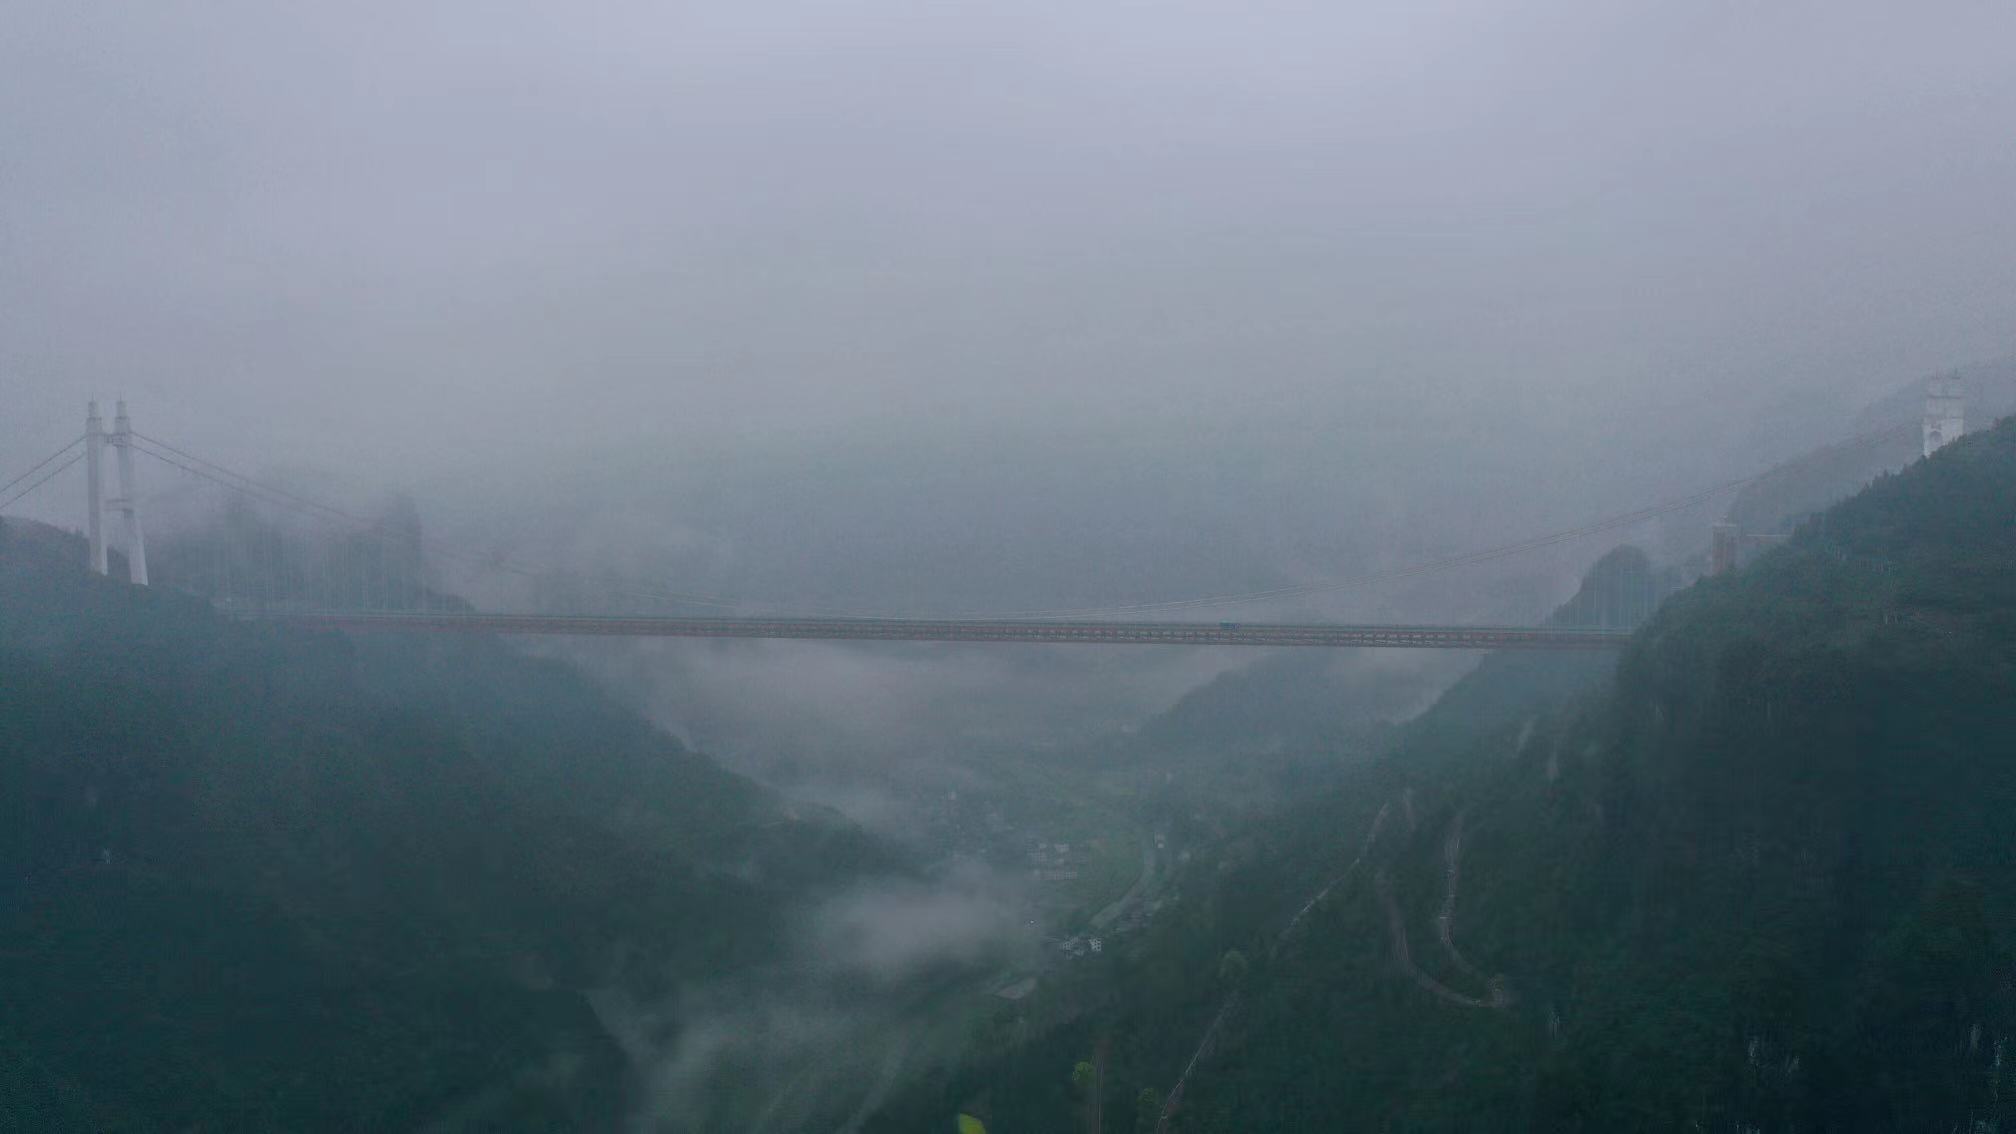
[251, 610, 1633, 649]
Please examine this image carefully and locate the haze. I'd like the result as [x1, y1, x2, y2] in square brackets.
[10, 0, 2011, 788]
[6, 2, 2011, 498]
[6, 0, 2011, 772]
[7, 5, 2016, 1130]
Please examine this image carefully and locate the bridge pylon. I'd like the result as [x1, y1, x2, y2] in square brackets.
[85, 401, 106, 574]
[83, 399, 148, 584]
[111, 401, 149, 584]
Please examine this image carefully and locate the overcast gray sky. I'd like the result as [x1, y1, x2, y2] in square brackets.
[4, 0, 2013, 550]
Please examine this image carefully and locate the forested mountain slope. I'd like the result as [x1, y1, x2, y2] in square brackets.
[878, 416, 2016, 1132]
[1185, 415, 2016, 1131]
[0, 522, 887, 1131]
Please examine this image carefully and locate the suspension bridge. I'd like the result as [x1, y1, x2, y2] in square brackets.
[258, 611, 1631, 650]
[0, 401, 1793, 650]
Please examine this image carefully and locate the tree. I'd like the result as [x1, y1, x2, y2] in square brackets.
[1219, 949, 1249, 988]
[1135, 1087, 1163, 1133]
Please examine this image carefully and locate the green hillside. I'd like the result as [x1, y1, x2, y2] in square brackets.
[0, 522, 887, 1130]
[877, 417, 2016, 1132]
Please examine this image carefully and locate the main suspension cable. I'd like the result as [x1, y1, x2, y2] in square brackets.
[0, 449, 85, 514]
[0, 435, 84, 504]
[126, 417, 1918, 621]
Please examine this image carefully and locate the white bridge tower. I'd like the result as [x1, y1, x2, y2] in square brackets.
[83, 399, 149, 584]
[1924, 373, 1965, 459]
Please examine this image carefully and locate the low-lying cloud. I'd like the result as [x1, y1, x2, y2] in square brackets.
[595, 861, 1032, 1131]
[804, 862, 1034, 984]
